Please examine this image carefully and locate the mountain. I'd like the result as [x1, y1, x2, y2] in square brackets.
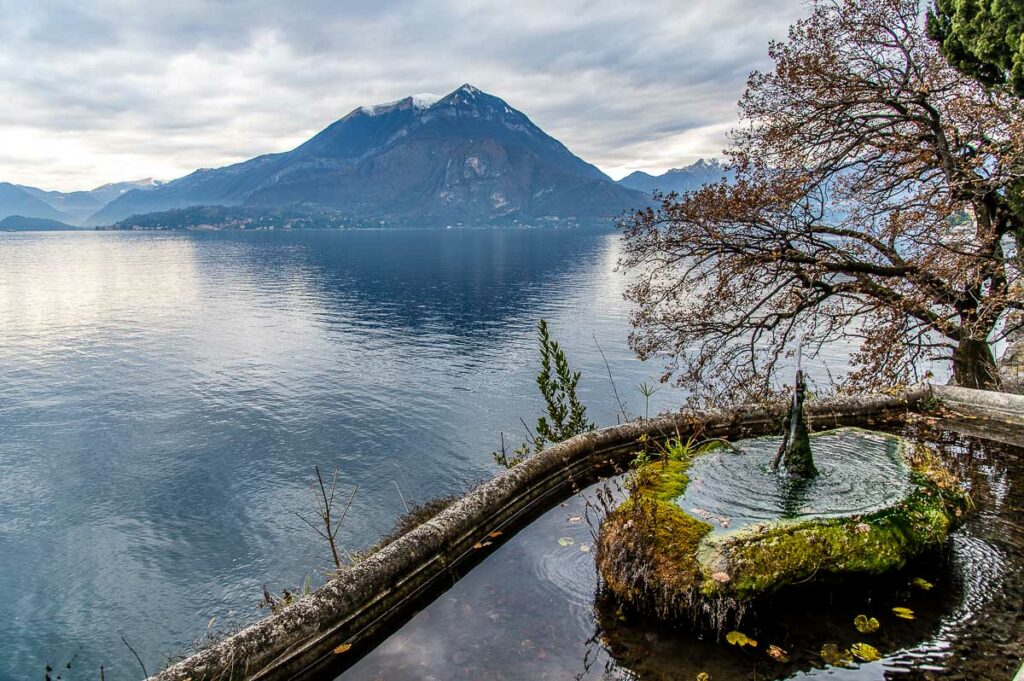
[0, 183, 71, 222]
[0, 215, 78, 231]
[88, 179, 163, 205]
[17, 179, 161, 224]
[90, 85, 646, 227]
[618, 159, 730, 196]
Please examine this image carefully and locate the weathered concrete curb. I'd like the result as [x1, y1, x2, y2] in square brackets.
[154, 388, 933, 681]
[932, 384, 1024, 424]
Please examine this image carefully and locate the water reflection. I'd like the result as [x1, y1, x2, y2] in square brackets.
[0, 228, 684, 678]
[343, 421, 1024, 680]
[0, 227, 903, 678]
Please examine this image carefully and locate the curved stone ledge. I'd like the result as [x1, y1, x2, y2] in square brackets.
[153, 385, 945, 681]
[932, 384, 1024, 424]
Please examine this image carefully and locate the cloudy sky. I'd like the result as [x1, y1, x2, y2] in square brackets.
[0, 0, 806, 191]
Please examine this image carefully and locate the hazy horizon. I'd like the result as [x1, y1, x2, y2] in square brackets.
[1, 0, 805, 192]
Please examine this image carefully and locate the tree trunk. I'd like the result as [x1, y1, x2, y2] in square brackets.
[952, 337, 1002, 391]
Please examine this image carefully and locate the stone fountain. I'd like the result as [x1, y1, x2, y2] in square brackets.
[596, 356, 968, 624]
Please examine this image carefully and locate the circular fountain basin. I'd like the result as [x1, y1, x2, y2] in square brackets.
[680, 429, 914, 533]
[596, 427, 968, 621]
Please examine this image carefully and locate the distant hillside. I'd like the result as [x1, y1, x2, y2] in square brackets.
[0, 215, 77, 231]
[16, 179, 161, 225]
[90, 85, 647, 227]
[109, 204, 367, 230]
[0, 183, 71, 222]
[618, 159, 730, 196]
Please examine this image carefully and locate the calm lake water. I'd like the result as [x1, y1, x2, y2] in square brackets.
[0, 227, 907, 679]
[0, 228, 667, 679]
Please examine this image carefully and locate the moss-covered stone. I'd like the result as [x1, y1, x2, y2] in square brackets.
[596, 428, 969, 623]
[597, 454, 715, 619]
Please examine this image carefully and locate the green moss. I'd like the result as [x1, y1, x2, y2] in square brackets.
[596, 451, 715, 618]
[597, 428, 969, 622]
[633, 458, 693, 501]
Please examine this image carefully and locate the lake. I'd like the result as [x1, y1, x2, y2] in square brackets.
[0, 228, 861, 679]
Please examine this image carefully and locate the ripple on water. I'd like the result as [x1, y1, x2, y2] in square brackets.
[678, 430, 915, 532]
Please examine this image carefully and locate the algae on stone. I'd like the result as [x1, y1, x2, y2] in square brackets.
[596, 428, 969, 623]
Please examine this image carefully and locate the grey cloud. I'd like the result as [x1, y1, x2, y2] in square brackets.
[0, 0, 806, 190]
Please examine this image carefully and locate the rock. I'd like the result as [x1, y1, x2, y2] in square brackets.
[595, 428, 969, 623]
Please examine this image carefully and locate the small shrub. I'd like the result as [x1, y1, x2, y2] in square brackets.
[494, 320, 594, 468]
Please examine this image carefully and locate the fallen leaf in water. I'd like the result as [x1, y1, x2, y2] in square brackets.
[558, 537, 575, 547]
[691, 507, 713, 519]
[854, 614, 880, 633]
[568, 515, 583, 523]
[333, 643, 352, 654]
[473, 541, 493, 549]
[851, 642, 881, 662]
[766, 644, 789, 662]
[696, 673, 710, 681]
[912, 577, 933, 590]
[488, 531, 503, 538]
[711, 571, 731, 583]
[820, 643, 853, 667]
[725, 631, 757, 647]
[579, 543, 591, 552]
[892, 606, 915, 620]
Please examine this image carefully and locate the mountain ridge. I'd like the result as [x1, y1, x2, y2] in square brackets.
[89, 84, 646, 227]
[617, 159, 730, 196]
[4, 179, 163, 225]
[0, 183, 71, 222]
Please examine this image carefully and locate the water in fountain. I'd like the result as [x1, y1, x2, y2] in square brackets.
[675, 430, 915, 534]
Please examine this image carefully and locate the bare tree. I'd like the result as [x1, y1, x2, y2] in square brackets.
[621, 0, 1022, 403]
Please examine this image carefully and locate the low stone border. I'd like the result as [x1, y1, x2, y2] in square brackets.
[932, 384, 1024, 424]
[153, 386, 940, 681]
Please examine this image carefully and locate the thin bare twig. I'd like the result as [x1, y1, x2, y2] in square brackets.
[392, 480, 411, 514]
[593, 332, 629, 423]
[121, 636, 148, 679]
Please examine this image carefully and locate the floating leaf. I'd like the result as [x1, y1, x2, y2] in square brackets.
[820, 643, 853, 667]
[912, 577, 933, 590]
[568, 515, 583, 523]
[851, 642, 881, 662]
[854, 614, 880, 633]
[579, 543, 591, 552]
[725, 631, 757, 647]
[696, 674, 710, 681]
[332, 643, 352, 654]
[766, 644, 790, 662]
[488, 531, 503, 538]
[892, 606, 915, 620]
[558, 537, 575, 547]
[473, 541, 493, 549]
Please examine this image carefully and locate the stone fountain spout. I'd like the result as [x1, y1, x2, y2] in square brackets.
[772, 351, 818, 478]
